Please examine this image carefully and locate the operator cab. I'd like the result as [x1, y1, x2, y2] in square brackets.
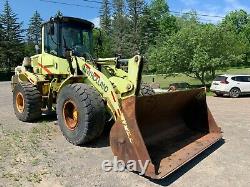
[42, 16, 95, 59]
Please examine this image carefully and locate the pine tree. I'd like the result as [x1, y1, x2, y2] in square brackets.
[112, 0, 130, 57]
[0, 24, 3, 41]
[0, 0, 24, 71]
[0, 1, 23, 42]
[0, 23, 4, 68]
[97, 0, 113, 57]
[100, 0, 111, 33]
[127, 0, 145, 52]
[27, 11, 43, 45]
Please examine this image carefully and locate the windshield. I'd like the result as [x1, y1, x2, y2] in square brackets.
[62, 23, 93, 58]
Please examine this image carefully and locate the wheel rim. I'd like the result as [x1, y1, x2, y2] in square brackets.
[63, 100, 78, 130]
[16, 92, 24, 113]
[231, 89, 240, 97]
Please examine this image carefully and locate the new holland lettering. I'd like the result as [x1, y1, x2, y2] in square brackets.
[83, 64, 109, 92]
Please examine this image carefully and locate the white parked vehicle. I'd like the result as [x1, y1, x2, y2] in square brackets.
[210, 74, 250, 98]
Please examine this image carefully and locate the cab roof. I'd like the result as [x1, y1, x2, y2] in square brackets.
[43, 16, 95, 29]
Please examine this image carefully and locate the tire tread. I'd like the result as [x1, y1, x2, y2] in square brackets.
[13, 83, 42, 122]
[57, 83, 105, 145]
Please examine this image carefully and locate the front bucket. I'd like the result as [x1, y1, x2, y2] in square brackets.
[110, 88, 222, 179]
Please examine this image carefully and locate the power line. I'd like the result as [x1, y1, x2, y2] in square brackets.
[199, 18, 214, 23]
[170, 10, 225, 19]
[38, 0, 225, 20]
[38, 0, 99, 9]
[80, 0, 102, 4]
[170, 11, 221, 23]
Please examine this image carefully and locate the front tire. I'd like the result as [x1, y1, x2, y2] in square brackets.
[229, 87, 241, 98]
[13, 83, 42, 122]
[56, 83, 105, 145]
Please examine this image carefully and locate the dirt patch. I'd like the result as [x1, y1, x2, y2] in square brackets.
[0, 123, 60, 186]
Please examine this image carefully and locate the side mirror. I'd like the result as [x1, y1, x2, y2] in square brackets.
[35, 44, 40, 54]
[48, 23, 55, 35]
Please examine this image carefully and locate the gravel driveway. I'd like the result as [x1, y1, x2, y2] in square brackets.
[0, 81, 249, 187]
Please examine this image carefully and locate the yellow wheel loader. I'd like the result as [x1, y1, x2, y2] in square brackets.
[11, 16, 222, 179]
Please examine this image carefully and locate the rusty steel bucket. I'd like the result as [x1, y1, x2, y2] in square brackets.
[110, 88, 222, 179]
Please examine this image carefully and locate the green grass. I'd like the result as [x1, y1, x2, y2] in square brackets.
[206, 91, 214, 96]
[143, 67, 250, 88]
[219, 67, 250, 74]
[0, 124, 57, 185]
[143, 74, 200, 88]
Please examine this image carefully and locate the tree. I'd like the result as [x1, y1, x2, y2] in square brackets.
[100, 0, 111, 33]
[97, 0, 113, 58]
[149, 0, 177, 39]
[127, 0, 145, 52]
[27, 11, 43, 45]
[93, 29, 113, 58]
[242, 23, 250, 63]
[26, 11, 43, 56]
[0, 0, 24, 71]
[222, 10, 248, 34]
[176, 10, 199, 30]
[111, 0, 130, 57]
[148, 22, 248, 85]
[139, 0, 176, 54]
[221, 10, 250, 64]
[0, 23, 4, 68]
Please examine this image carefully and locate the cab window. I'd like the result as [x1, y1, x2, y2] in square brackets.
[61, 22, 92, 58]
[44, 23, 59, 56]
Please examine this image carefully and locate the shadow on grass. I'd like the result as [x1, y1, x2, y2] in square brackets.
[148, 139, 225, 186]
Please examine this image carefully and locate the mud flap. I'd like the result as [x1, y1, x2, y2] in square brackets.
[110, 88, 222, 179]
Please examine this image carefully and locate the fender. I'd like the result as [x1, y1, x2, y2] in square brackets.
[57, 75, 85, 93]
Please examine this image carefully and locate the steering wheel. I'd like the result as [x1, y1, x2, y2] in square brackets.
[73, 44, 88, 53]
[50, 50, 57, 56]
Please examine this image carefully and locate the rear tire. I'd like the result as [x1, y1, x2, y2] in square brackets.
[140, 83, 155, 96]
[13, 83, 42, 122]
[56, 83, 105, 145]
[229, 87, 241, 98]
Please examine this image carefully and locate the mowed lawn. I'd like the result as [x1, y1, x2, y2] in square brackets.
[142, 67, 250, 88]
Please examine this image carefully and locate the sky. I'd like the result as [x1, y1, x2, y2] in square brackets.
[0, 0, 250, 29]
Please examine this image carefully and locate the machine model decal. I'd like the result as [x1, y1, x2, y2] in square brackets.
[83, 64, 109, 92]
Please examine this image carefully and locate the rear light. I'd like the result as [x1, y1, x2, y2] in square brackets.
[220, 78, 229, 84]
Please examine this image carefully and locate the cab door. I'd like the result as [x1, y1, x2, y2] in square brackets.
[41, 22, 69, 75]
